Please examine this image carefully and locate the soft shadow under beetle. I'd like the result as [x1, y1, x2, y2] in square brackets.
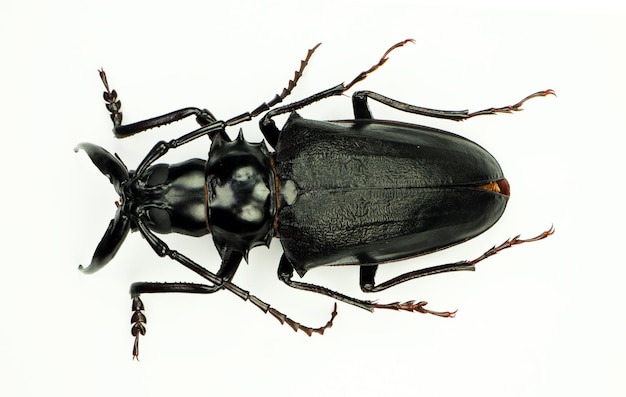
[76, 40, 554, 358]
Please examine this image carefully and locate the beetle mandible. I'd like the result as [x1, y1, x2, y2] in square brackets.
[76, 40, 554, 358]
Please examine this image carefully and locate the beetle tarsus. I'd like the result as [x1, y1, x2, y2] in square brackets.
[99, 69, 123, 127]
[373, 300, 457, 318]
[99, 43, 322, 141]
[99, 70, 213, 137]
[130, 295, 146, 360]
[467, 89, 556, 118]
[132, 337, 140, 361]
[469, 226, 555, 265]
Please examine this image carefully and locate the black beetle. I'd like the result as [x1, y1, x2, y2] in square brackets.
[77, 40, 554, 358]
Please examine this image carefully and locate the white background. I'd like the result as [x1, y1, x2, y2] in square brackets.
[1, 1, 624, 396]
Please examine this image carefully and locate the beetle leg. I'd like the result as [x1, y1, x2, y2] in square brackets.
[359, 264, 379, 291]
[110, 107, 218, 138]
[278, 255, 377, 311]
[351, 89, 555, 120]
[279, 256, 456, 317]
[133, 120, 227, 175]
[100, 43, 321, 140]
[352, 90, 468, 120]
[126, 248, 243, 359]
[129, 282, 218, 359]
[99, 69, 219, 138]
[115, 45, 327, 173]
[359, 227, 555, 293]
[279, 229, 553, 317]
[360, 261, 476, 293]
[260, 85, 346, 147]
[131, 221, 337, 353]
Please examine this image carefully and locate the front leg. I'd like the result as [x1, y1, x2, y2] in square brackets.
[129, 282, 224, 359]
[99, 69, 217, 138]
[130, 221, 338, 357]
[127, 248, 242, 359]
[99, 42, 321, 140]
[133, 120, 227, 175]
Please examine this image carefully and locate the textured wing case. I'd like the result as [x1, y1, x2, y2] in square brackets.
[275, 115, 508, 274]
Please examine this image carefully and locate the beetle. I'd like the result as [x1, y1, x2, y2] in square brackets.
[76, 40, 554, 358]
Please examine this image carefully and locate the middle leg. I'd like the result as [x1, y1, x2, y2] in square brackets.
[277, 255, 455, 317]
[277, 228, 554, 317]
[99, 43, 322, 139]
[352, 89, 555, 120]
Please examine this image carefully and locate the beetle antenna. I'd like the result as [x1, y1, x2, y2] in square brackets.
[344, 39, 414, 91]
[228, 42, 324, 124]
[264, 43, 322, 110]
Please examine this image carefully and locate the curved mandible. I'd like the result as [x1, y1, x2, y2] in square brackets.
[79, 207, 131, 274]
[76, 143, 132, 273]
[75, 143, 129, 194]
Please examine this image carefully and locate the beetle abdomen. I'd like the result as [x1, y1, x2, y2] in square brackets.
[275, 115, 508, 273]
